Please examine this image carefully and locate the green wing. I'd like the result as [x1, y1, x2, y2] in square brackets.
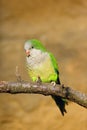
[49, 52, 59, 74]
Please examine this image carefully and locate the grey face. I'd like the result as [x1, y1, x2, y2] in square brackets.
[24, 41, 49, 70]
[24, 41, 33, 51]
[24, 42, 34, 57]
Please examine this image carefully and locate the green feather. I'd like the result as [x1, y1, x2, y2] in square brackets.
[49, 52, 59, 74]
[27, 39, 46, 52]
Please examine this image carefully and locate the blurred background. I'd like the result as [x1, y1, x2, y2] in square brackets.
[0, 0, 87, 130]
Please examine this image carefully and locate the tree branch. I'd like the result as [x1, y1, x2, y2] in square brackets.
[0, 81, 87, 108]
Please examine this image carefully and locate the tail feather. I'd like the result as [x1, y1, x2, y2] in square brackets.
[52, 95, 67, 116]
[52, 77, 67, 116]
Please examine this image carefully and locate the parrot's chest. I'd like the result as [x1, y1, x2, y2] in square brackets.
[26, 50, 57, 82]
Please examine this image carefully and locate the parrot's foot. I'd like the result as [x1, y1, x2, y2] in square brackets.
[15, 66, 22, 82]
[51, 81, 56, 87]
[36, 76, 42, 84]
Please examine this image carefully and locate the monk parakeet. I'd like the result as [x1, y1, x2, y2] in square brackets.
[24, 39, 67, 116]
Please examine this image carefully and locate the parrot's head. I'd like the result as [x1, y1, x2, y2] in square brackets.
[24, 39, 46, 57]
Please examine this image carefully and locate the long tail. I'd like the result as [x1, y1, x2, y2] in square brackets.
[52, 78, 67, 116]
[52, 95, 67, 116]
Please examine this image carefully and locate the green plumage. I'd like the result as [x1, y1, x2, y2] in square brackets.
[24, 39, 67, 116]
[27, 39, 46, 52]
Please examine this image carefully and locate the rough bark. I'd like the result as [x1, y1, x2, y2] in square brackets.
[0, 81, 87, 108]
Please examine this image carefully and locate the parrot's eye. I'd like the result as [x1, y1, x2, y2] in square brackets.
[31, 46, 34, 49]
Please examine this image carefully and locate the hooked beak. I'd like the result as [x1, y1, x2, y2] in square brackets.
[25, 50, 30, 57]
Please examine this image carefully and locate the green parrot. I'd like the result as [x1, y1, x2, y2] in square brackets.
[24, 39, 67, 116]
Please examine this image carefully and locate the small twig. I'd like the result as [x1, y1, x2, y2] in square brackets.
[15, 66, 22, 82]
[0, 81, 87, 108]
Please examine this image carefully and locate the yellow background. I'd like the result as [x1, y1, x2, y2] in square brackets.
[0, 0, 87, 130]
